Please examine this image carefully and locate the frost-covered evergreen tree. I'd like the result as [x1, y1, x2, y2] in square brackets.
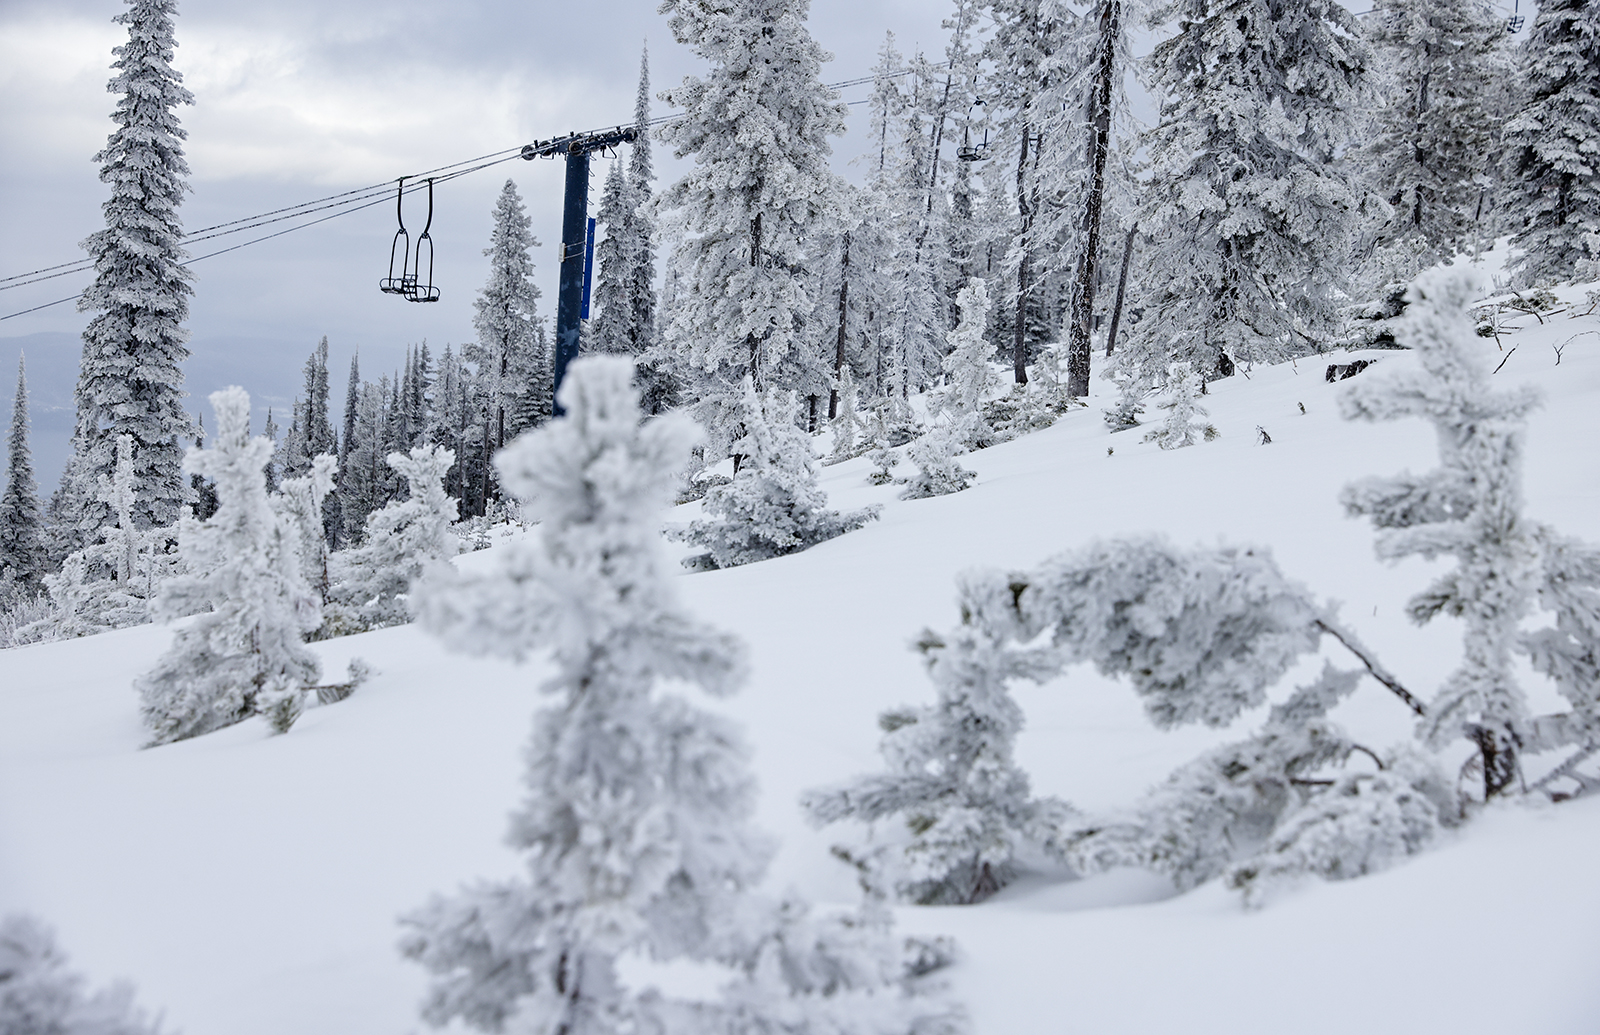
[97, 434, 150, 604]
[1141, 363, 1219, 449]
[0, 913, 163, 1035]
[273, 452, 336, 608]
[1224, 743, 1454, 905]
[281, 337, 335, 480]
[985, 0, 1077, 386]
[657, 0, 847, 454]
[469, 179, 548, 450]
[589, 47, 661, 398]
[678, 379, 878, 569]
[1502, 0, 1600, 286]
[72, 0, 196, 534]
[135, 387, 321, 745]
[22, 434, 181, 641]
[327, 445, 457, 632]
[1128, 0, 1367, 379]
[1357, 0, 1504, 270]
[828, 365, 862, 461]
[899, 419, 978, 500]
[405, 357, 951, 1035]
[261, 407, 280, 494]
[1008, 537, 1452, 899]
[804, 570, 1069, 904]
[339, 376, 391, 538]
[336, 350, 362, 537]
[588, 160, 636, 356]
[1340, 270, 1545, 797]
[1, 356, 46, 588]
[851, 35, 947, 411]
[936, 277, 998, 448]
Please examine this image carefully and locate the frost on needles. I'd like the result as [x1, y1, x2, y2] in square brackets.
[404, 358, 959, 1035]
[1340, 269, 1600, 799]
[0, 913, 164, 1035]
[677, 378, 878, 569]
[804, 570, 1070, 905]
[135, 387, 323, 745]
[326, 444, 459, 633]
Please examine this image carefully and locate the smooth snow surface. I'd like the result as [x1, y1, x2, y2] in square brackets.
[4, 282, 1599, 1034]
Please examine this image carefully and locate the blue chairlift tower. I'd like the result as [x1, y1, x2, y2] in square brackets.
[521, 126, 638, 415]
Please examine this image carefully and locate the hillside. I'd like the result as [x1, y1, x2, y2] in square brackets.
[3, 280, 1599, 1035]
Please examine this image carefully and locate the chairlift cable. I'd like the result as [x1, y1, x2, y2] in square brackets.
[1, 150, 523, 291]
[3, 65, 916, 307]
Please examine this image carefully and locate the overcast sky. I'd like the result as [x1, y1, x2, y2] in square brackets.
[0, 0, 959, 484]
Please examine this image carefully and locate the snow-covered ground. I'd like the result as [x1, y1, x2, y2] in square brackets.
[4, 282, 1599, 1034]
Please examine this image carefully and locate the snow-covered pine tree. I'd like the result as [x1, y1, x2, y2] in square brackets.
[336, 350, 362, 538]
[97, 434, 149, 608]
[327, 445, 457, 632]
[804, 569, 1069, 903]
[985, 0, 1077, 386]
[1357, 0, 1505, 272]
[0, 912, 163, 1035]
[1224, 743, 1455, 905]
[937, 277, 999, 448]
[25, 434, 178, 640]
[1141, 362, 1218, 449]
[405, 357, 953, 1035]
[588, 159, 635, 357]
[282, 337, 335, 480]
[1005, 537, 1452, 899]
[273, 452, 337, 609]
[469, 179, 548, 456]
[72, 0, 196, 535]
[338, 376, 390, 538]
[261, 407, 280, 494]
[1128, 0, 1367, 379]
[857, 35, 947, 413]
[828, 365, 862, 460]
[1, 356, 46, 588]
[657, 0, 847, 455]
[899, 419, 978, 500]
[186, 414, 217, 521]
[1502, 0, 1600, 286]
[135, 387, 321, 744]
[678, 378, 878, 569]
[1340, 269, 1544, 798]
[589, 47, 661, 396]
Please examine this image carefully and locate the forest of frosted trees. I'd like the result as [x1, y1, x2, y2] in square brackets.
[3, 0, 1600, 1030]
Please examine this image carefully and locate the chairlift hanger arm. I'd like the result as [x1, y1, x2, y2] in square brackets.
[520, 126, 639, 161]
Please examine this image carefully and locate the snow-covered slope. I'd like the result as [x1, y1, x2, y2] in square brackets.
[3, 284, 1599, 1035]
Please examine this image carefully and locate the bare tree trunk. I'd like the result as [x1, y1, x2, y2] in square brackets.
[747, 211, 763, 392]
[1066, 0, 1121, 397]
[829, 232, 851, 419]
[1013, 124, 1035, 385]
[1105, 223, 1136, 356]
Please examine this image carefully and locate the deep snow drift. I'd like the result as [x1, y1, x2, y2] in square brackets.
[3, 282, 1599, 1035]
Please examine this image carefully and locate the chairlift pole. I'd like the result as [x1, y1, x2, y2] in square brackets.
[521, 126, 638, 416]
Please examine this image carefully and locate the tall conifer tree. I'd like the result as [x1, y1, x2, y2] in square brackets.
[1, 357, 47, 588]
[72, 0, 196, 534]
[1503, 0, 1600, 286]
[590, 48, 659, 369]
[658, 0, 848, 454]
[1128, 0, 1367, 381]
[1358, 0, 1504, 273]
[469, 179, 547, 453]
